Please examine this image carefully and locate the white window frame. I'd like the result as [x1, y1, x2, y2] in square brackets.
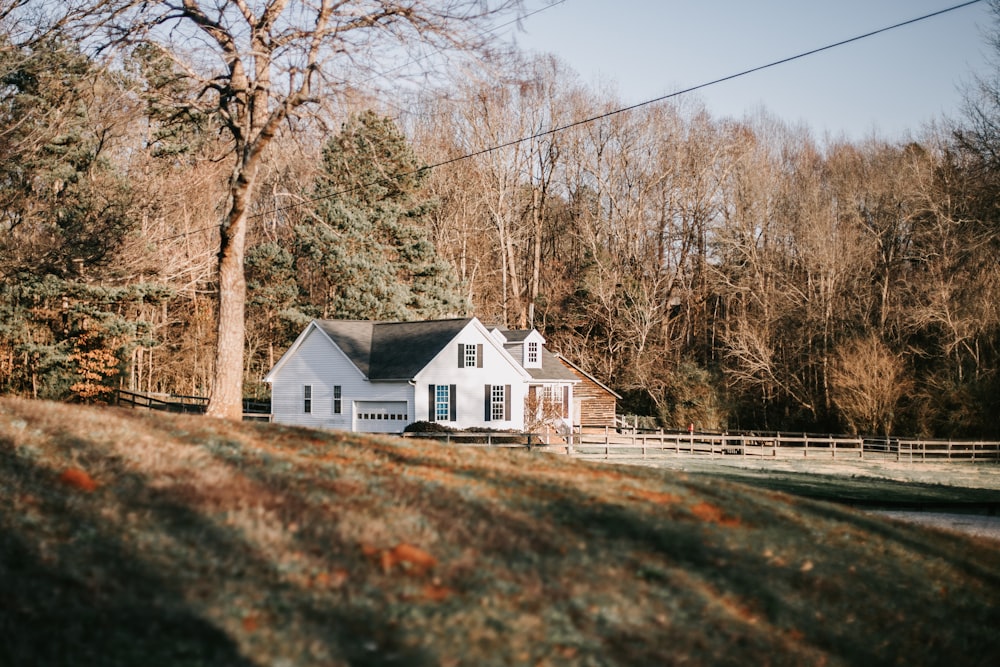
[333, 385, 342, 414]
[303, 385, 312, 413]
[543, 384, 562, 409]
[526, 340, 539, 366]
[491, 384, 506, 421]
[464, 344, 478, 369]
[435, 385, 451, 421]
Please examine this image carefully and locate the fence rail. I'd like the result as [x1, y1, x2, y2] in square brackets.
[110, 395, 1000, 463]
[116, 390, 271, 422]
[400, 429, 1000, 463]
[568, 427, 1000, 463]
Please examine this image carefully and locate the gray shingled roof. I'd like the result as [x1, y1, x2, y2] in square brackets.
[523, 347, 579, 382]
[497, 329, 531, 343]
[315, 318, 474, 380]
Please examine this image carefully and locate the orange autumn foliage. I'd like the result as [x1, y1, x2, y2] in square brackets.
[362, 542, 438, 576]
[313, 569, 349, 589]
[690, 501, 741, 527]
[58, 468, 98, 492]
[635, 490, 682, 505]
[421, 583, 454, 602]
[385, 543, 437, 575]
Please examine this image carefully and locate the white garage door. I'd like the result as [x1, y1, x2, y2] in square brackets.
[355, 401, 409, 433]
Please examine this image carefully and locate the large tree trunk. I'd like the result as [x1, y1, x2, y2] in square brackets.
[206, 168, 254, 419]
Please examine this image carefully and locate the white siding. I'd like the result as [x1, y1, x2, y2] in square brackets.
[414, 322, 528, 430]
[269, 327, 413, 432]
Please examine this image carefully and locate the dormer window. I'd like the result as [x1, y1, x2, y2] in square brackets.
[526, 340, 539, 366]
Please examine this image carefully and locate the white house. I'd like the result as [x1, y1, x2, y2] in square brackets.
[264, 317, 579, 434]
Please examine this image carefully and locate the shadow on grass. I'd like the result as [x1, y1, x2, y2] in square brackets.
[0, 446, 252, 667]
[0, 430, 438, 667]
[348, 438, 1000, 666]
[8, 401, 1000, 667]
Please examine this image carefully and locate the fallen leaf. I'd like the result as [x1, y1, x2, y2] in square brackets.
[388, 543, 437, 576]
[314, 568, 349, 588]
[58, 468, 98, 492]
[635, 490, 682, 504]
[558, 646, 579, 658]
[690, 501, 740, 527]
[421, 583, 453, 601]
[242, 615, 259, 633]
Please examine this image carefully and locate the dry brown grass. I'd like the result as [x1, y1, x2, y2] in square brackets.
[2, 397, 1000, 666]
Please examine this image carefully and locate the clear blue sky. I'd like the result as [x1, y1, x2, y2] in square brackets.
[505, 0, 994, 141]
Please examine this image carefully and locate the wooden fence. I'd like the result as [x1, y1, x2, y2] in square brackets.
[568, 427, 1000, 463]
[109, 396, 1000, 463]
[402, 428, 1000, 463]
[116, 390, 271, 422]
[117, 390, 208, 414]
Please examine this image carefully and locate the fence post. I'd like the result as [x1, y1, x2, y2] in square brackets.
[803, 433, 808, 458]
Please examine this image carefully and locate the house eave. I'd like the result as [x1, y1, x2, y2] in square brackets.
[263, 320, 369, 383]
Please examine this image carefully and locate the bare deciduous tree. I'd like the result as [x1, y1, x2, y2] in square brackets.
[830, 335, 910, 436]
[49, 0, 520, 418]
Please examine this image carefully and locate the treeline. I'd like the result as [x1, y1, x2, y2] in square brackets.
[2, 26, 999, 437]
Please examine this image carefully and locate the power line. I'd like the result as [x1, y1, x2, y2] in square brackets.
[174, 0, 988, 228]
[152, 2, 570, 245]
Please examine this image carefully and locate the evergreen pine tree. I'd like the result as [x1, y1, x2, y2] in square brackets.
[295, 111, 468, 321]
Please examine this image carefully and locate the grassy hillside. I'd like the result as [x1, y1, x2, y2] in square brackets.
[2, 399, 999, 667]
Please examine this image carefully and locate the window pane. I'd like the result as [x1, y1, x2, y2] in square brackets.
[491, 384, 505, 421]
[436, 384, 450, 421]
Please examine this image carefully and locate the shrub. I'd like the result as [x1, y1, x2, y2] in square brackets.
[404, 420, 455, 434]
